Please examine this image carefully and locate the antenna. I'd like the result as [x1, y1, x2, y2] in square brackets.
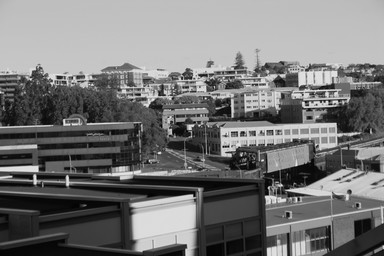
[255, 49, 261, 69]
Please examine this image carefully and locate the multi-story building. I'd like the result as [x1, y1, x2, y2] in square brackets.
[280, 89, 350, 123]
[72, 73, 102, 87]
[192, 121, 338, 157]
[214, 67, 254, 81]
[0, 173, 266, 256]
[101, 62, 143, 87]
[162, 103, 209, 134]
[238, 76, 269, 88]
[174, 80, 207, 94]
[0, 70, 29, 102]
[286, 64, 305, 73]
[231, 88, 295, 119]
[142, 68, 170, 80]
[285, 70, 338, 87]
[0, 116, 142, 173]
[49, 73, 74, 86]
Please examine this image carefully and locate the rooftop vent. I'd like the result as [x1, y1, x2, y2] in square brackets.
[355, 202, 362, 209]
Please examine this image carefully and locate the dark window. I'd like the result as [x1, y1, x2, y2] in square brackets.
[207, 243, 224, 256]
[355, 219, 371, 237]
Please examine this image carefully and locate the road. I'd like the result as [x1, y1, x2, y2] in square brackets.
[141, 148, 230, 173]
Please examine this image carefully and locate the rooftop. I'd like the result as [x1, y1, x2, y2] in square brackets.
[287, 169, 384, 201]
[266, 195, 383, 228]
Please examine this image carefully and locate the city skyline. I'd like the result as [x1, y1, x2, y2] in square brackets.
[0, 0, 383, 74]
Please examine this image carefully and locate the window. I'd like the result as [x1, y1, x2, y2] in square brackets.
[231, 131, 238, 137]
[266, 130, 274, 136]
[258, 130, 265, 136]
[321, 137, 328, 144]
[329, 127, 336, 133]
[321, 128, 328, 134]
[355, 219, 371, 237]
[249, 131, 256, 137]
[275, 129, 283, 135]
[300, 128, 309, 134]
[240, 131, 246, 137]
[311, 128, 319, 134]
[284, 129, 291, 135]
[292, 227, 330, 256]
[267, 234, 288, 256]
[329, 137, 336, 143]
[292, 129, 299, 135]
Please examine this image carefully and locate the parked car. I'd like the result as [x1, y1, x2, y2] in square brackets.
[146, 159, 160, 164]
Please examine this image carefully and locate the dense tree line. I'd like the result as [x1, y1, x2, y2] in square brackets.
[2, 65, 167, 155]
[324, 88, 384, 133]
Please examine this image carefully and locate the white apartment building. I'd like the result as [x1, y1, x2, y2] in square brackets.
[143, 69, 169, 80]
[192, 121, 338, 157]
[193, 66, 226, 79]
[286, 70, 338, 87]
[214, 67, 254, 81]
[72, 73, 100, 87]
[238, 76, 268, 88]
[287, 65, 305, 73]
[231, 88, 296, 118]
[175, 79, 207, 94]
[280, 89, 350, 123]
[118, 86, 158, 100]
[49, 73, 73, 86]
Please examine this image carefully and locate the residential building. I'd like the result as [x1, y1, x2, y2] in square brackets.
[231, 88, 296, 119]
[49, 73, 74, 86]
[349, 81, 383, 90]
[142, 68, 170, 80]
[162, 104, 209, 135]
[0, 173, 267, 256]
[0, 70, 29, 102]
[287, 64, 305, 73]
[280, 89, 350, 123]
[174, 80, 207, 94]
[209, 90, 235, 100]
[238, 76, 269, 88]
[118, 86, 158, 100]
[0, 116, 142, 173]
[193, 66, 226, 80]
[72, 73, 102, 87]
[285, 70, 338, 87]
[192, 121, 338, 157]
[101, 62, 143, 87]
[214, 67, 254, 81]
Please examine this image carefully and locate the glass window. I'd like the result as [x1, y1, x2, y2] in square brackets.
[329, 127, 336, 133]
[300, 128, 309, 134]
[275, 129, 283, 135]
[266, 130, 274, 136]
[311, 128, 319, 134]
[355, 219, 371, 237]
[231, 131, 238, 137]
[292, 129, 299, 135]
[258, 130, 265, 136]
[284, 129, 291, 135]
[240, 131, 247, 137]
[321, 137, 328, 144]
[249, 131, 256, 137]
[321, 128, 328, 133]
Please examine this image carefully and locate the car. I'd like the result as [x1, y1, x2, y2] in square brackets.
[146, 159, 160, 164]
[195, 156, 205, 162]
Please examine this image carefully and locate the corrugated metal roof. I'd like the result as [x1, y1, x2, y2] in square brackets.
[287, 168, 384, 201]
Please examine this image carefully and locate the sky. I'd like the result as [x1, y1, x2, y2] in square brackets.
[0, 0, 383, 74]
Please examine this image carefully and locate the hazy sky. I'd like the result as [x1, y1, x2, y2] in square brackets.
[0, 0, 383, 74]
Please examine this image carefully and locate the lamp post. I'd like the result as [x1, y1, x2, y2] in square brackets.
[200, 144, 205, 168]
[204, 123, 208, 156]
[183, 138, 188, 170]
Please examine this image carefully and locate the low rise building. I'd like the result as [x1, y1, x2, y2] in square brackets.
[101, 62, 143, 87]
[0, 116, 142, 173]
[174, 80, 207, 94]
[192, 121, 337, 157]
[214, 67, 254, 81]
[0, 70, 29, 102]
[0, 173, 266, 256]
[286, 70, 338, 87]
[280, 89, 350, 123]
[49, 73, 74, 86]
[162, 103, 209, 134]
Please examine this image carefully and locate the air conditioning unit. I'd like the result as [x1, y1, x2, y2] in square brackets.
[292, 197, 298, 203]
[297, 196, 303, 202]
[285, 211, 293, 219]
[355, 202, 362, 209]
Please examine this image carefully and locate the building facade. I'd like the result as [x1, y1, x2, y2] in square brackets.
[280, 89, 350, 123]
[0, 71, 29, 102]
[192, 121, 338, 157]
[0, 174, 267, 256]
[285, 71, 338, 87]
[231, 88, 295, 119]
[0, 117, 142, 173]
[162, 104, 209, 134]
[101, 62, 144, 87]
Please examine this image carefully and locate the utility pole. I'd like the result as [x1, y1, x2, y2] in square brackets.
[255, 48, 261, 70]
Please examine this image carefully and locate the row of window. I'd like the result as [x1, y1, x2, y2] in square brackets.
[226, 127, 336, 138]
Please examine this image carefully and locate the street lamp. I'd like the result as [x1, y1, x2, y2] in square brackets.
[183, 138, 188, 170]
[200, 144, 205, 168]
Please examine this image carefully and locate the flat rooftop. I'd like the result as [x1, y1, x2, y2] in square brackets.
[266, 195, 383, 228]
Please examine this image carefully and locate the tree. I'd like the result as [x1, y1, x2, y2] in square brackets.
[205, 78, 220, 91]
[234, 52, 245, 69]
[225, 80, 244, 89]
[94, 74, 119, 90]
[206, 59, 214, 68]
[174, 95, 199, 104]
[182, 68, 193, 80]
